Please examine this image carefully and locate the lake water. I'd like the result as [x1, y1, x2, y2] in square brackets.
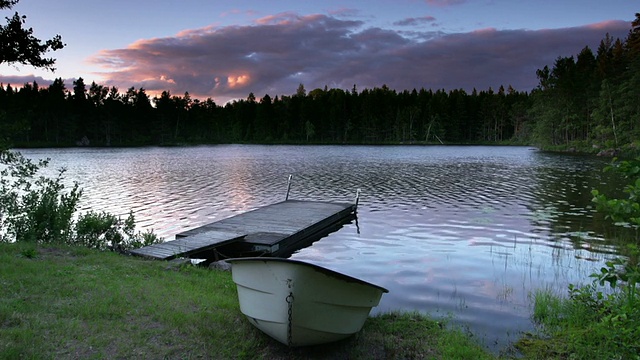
[19, 145, 623, 352]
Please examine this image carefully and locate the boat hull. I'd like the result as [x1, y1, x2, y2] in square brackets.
[227, 257, 388, 346]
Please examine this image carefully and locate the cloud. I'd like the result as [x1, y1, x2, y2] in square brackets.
[394, 16, 438, 27]
[5, 15, 630, 103]
[0, 74, 78, 90]
[327, 7, 361, 18]
[0, 74, 54, 87]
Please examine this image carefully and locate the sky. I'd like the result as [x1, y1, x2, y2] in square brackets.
[0, 0, 636, 103]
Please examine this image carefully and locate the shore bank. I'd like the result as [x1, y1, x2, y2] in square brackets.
[0, 243, 496, 359]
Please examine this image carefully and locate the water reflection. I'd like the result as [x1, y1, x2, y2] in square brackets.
[19, 145, 624, 352]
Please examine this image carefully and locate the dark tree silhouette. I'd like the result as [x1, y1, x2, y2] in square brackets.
[0, 0, 64, 70]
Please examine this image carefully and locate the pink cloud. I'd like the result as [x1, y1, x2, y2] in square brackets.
[255, 12, 302, 25]
[585, 19, 631, 30]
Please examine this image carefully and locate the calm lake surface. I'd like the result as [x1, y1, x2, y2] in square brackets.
[20, 145, 624, 351]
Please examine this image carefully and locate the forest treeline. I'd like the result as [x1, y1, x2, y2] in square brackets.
[0, 78, 530, 146]
[0, 13, 638, 150]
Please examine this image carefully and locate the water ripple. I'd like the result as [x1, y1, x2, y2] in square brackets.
[19, 145, 623, 353]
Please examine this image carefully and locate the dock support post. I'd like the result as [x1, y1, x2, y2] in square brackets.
[285, 174, 292, 200]
[354, 188, 361, 211]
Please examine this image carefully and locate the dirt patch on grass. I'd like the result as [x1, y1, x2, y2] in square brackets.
[37, 246, 73, 258]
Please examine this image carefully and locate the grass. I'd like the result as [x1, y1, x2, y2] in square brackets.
[0, 242, 495, 359]
[516, 285, 640, 360]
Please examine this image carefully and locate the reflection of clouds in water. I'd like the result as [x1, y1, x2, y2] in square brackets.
[20, 145, 623, 353]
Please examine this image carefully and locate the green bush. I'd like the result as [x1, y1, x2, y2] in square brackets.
[75, 210, 162, 252]
[563, 260, 640, 358]
[526, 265, 640, 359]
[74, 210, 121, 249]
[1, 148, 161, 251]
[0, 150, 81, 243]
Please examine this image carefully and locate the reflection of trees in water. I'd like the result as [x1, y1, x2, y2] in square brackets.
[528, 153, 630, 257]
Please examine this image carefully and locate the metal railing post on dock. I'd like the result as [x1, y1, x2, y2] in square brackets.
[285, 174, 293, 200]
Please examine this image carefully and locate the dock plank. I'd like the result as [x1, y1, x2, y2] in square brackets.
[130, 228, 247, 259]
[131, 200, 356, 260]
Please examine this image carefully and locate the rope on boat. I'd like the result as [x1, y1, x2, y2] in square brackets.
[286, 278, 294, 346]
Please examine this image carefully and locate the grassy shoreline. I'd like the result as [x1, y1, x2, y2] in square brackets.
[1, 243, 495, 359]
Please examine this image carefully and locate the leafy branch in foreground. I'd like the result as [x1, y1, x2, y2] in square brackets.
[591, 157, 640, 230]
[0, 0, 65, 70]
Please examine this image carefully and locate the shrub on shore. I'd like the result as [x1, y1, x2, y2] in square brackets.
[519, 158, 640, 359]
[0, 148, 161, 250]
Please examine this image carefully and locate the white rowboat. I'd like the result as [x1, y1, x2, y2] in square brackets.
[227, 257, 388, 346]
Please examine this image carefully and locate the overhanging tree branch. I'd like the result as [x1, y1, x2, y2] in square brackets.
[0, 0, 64, 71]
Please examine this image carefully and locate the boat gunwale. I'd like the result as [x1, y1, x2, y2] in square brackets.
[226, 257, 389, 293]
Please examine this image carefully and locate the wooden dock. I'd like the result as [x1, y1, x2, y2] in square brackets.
[129, 200, 356, 260]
